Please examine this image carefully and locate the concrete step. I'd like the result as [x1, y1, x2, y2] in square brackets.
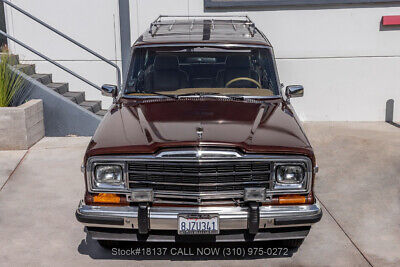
[14, 64, 35, 75]
[95, 109, 107, 117]
[30, 73, 52, 85]
[80, 101, 101, 113]
[47, 83, 69, 94]
[9, 58, 105, 116]
[62, 91, 85, 104]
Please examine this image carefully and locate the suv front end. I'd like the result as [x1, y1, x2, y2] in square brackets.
[76, 149, 322, 245]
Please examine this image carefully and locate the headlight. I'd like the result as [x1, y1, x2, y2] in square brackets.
[93, 164, 125, 190]
[276, 165, 304, 184]
[273, 163, 309, 192]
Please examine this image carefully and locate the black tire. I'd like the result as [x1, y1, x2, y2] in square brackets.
[97, 240, 122, 249]
[280, 239, 304, 249]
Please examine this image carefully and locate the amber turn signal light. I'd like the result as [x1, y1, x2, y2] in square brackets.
[85, 192, 128, 206]
[93, 193, 121, 204]
[278, 195, 306, 204]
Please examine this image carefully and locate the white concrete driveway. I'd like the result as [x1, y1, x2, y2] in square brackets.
[0, 122, 398, 266]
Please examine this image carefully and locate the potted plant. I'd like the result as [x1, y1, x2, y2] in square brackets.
[0, 50, 44, 150]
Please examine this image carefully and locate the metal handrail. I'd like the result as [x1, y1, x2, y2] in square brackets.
[0, 30, 101, 90]
[1, 0, 122, 91]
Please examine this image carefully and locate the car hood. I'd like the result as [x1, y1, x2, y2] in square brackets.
[86, 99, 313, 158]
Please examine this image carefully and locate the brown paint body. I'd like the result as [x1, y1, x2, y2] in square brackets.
[86, 98, 314, 162]
[84, 97, 316, 204]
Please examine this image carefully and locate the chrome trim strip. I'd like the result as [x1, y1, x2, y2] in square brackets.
[153, 199, 240, 205]
[129, 180, 269, 187]
[128, 170, 270, 177]
[154, 190, 244, 200]
[156, 148, 243, 158]
[76, 200, 322, 230]
[88, 154, 310, 162]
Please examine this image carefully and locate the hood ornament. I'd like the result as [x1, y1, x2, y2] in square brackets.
[196, 127, 203, 140]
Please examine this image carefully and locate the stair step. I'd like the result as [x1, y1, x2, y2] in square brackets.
[47, 83, 69, 94]
[15, 64, 35, 75]
[62, 91, 85, 104]
[31, 73, 52, 85]
[80, 101, 101, 113]
[95, 109, 107, 117]
[6, 54, 107, 117]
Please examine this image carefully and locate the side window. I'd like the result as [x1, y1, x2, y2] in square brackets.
[125, 49, 146, 93]
[260, 49, 278, 93]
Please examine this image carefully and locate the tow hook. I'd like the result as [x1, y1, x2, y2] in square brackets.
[138, 203, 149, 234]
[248, 202, 260, 234]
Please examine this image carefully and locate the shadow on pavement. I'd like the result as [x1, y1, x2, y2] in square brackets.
[77, 234, 297, 261]
[387, 121, 400, 128]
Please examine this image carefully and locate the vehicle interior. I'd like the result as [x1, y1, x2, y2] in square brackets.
[125, 47, 280, 96]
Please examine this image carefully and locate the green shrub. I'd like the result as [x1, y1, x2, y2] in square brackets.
[0, 52, 25, 107]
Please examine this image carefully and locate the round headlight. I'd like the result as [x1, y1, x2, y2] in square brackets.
[94, 165, 124, 189]
[276, 165, 304, 184]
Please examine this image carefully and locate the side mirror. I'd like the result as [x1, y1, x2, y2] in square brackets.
[101, 84, 118, 98]
[285, 85, 304, 101]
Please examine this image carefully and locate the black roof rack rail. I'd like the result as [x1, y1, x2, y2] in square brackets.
[148, 15, 258, 38]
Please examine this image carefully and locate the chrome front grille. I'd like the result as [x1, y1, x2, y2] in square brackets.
[87, 150, 312, 205]
[127, 161, 272, 195]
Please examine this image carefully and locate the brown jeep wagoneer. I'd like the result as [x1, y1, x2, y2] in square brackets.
[76, 15, 322, 249]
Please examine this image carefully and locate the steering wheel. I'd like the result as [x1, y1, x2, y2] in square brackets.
[225, 77, 262, 89]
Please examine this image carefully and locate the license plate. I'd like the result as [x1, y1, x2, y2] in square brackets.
[178, 214, 219, 235]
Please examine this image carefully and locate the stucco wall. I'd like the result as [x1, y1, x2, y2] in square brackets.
[5, 0, 400, 121]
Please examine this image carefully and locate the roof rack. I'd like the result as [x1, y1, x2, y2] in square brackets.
[148, 15, 258, 38]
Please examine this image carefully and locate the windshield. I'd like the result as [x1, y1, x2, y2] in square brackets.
[124, 46, 280, 97]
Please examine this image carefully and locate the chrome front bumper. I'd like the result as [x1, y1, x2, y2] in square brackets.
[76, 200, 322, 230]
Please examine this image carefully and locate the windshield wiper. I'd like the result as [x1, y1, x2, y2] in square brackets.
[147, 92, 178, 99]
[177, 92, 222, 98]
[178, 92, 246, 100]
[225, 94, 246, 100]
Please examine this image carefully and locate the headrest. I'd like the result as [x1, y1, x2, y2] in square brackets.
[226, 55, 250, 69]
[154, 55, 179, 71]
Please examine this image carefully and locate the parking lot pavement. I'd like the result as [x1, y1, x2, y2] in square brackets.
[0, 122, 398, 266]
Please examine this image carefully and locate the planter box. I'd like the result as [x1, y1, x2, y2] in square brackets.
[0, 100, 45, 150]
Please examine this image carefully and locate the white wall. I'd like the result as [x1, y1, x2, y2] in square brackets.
[4, 0, 122, 108]
[5, 0, 400, 121]
[278, 57, 400, 121]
